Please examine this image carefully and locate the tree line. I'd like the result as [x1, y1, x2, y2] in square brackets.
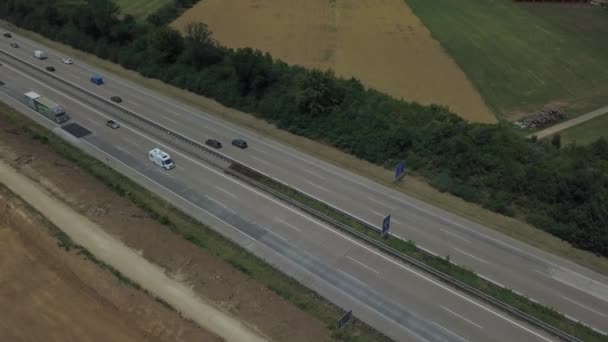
[1, 0, 607, 257]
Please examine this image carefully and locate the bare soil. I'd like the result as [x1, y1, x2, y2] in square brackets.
[172, 0, 495, 123]
[0, 116, 332, 341]
[0, 187, 220, 342]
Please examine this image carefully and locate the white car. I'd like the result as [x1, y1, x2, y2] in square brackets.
[62, 57, 73, 64]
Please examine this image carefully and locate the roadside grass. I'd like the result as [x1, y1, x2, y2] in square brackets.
[0, 101, 390, 342]
[404, 0, 608, 120]
[2, 20, 607, 277]
[229, 164, 607, 342]
[114, 0, 171, 19]
[558, 112, 608, 146]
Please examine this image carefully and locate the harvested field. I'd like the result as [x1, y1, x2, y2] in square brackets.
[172, 0, 495, 123]
[0, 186, 219, 342]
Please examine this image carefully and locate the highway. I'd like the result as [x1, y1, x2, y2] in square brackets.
[3, 31, 605, 332]
[0, 45, 558, 341]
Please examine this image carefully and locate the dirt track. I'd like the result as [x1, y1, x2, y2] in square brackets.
[530, 105, 608, 139]
[0, 161, 269, 342]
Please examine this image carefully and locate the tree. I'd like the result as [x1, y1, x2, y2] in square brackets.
[180, 22, 223, 69]
[149, 26, 184, 64]
[296, 69, 344, 117]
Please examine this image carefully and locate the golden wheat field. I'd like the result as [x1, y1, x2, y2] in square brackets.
[172, 0, 495, 123]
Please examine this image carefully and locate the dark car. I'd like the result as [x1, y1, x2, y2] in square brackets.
[10, 42, 18, 48]
[106, 120, 120, 129]
[110, 96, 122, 103]
[205, 139, 222, 149]
[231, 139, 248, 149]
[3, 33, 11, 38]
[45, 66, 55, 72]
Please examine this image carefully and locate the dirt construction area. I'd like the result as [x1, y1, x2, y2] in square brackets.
[0, 185, 220, 342]
[172, 0, 495, 123]
[0, 111, 332, 341]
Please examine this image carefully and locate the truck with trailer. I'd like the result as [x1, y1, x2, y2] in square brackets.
[149, 148, 175, 170]
[24, 91, 70, 123]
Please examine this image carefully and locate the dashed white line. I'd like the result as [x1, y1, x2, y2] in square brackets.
[114, 145, 132, 156]
[301, 167, 327, 180]
[432, 322, 468, 342]
[207, 196, 231, 210]
[215, 186, 237, 199]
[367, 196, 394, 210]
[341, 270, 369, 288]
[454, 248, 489, 265]
[274, 218, 302, 232]
[370, 209, 386, 217]
[441, 229, 471, 244]
[347, 256, 379, 274]
[304, 180, 329, 192]
[441, 305, 483, 329]
[561, 296, 606, 317]
[264, 228, 288, 242]
[251, 155, 272, 166]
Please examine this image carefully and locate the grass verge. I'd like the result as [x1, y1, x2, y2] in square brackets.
[0, 101, 390, 341]
[558, 111, 608, 146]
[229, 164, 607, 342]
[2, 20, 606, 277]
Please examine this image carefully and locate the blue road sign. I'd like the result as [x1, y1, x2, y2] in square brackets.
[382, 215, 391, 238]
[395, 160, 406, 180]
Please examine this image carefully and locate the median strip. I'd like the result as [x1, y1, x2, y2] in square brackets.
[228, 163, 606, 342]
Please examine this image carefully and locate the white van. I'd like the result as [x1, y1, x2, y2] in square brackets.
[33, 50, 48, 59]
[149, 148, 174, 170]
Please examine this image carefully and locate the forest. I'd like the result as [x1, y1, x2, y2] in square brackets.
[2, 0, 607, 257]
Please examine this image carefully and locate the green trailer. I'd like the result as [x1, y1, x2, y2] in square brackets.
[24, 91, 70, 123]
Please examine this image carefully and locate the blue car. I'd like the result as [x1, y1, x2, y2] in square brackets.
[90, 75, 104, 85]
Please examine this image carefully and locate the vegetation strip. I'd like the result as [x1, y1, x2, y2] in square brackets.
[0, 101, 390, 342]
[228, 164, 607, 342]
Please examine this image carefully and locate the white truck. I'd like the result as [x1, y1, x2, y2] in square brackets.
[33, 50, 48, 59]
[149, 148, 175, 170]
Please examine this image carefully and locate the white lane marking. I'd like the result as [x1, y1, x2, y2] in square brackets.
[478, 274, 506, 289]
[304, 180, 329, 192]
[367, 196, 394, 210]
[114, 145, 132, 156]
[441, 306, 483, 329]
[370, 210, 386, 217]
[123, 137, 139, 147]
[340, 270, 369, 288]
[453, 248, 489, 265]
[215, 186, 237, 199]
[274, 218, 302, 232]
[441, 229, 471, 244]
[432, 322, 468, 342]
[301, 167, 327, 180]
[80, 139, 553, 342]
[347, 256, 379, 274]
[250, 155, 272, 166]
[264, 228, 288, 242]
[164, 172, 175, 179]
[207, 196, 233, 212]
[561, 296, 606, 317]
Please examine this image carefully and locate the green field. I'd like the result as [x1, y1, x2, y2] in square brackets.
[115, 0, 171, 18]
[404, 0, 608, 120]
[558, 113, 608, 145]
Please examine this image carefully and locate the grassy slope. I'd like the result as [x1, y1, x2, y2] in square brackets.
[560, 112, 608, 145]
[404, 0, 608, 119]
[2, 20, 607, 276]
[115, 0, 171, 19]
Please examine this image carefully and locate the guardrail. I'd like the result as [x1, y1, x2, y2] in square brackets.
[0, 49, 582, 342]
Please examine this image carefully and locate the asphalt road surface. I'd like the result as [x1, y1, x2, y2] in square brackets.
[0, 49, 558, 342]
[2, 29, 608, 333]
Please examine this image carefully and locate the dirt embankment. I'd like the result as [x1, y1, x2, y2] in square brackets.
[172, 0, 495, 123]
[0, 112, 332, 341]
[0, 186, 221, 342]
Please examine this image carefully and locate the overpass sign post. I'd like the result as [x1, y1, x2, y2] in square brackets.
[382, 215, 391, 239]
[395, 160, 406, 181]
[337, 310, 353, 329]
